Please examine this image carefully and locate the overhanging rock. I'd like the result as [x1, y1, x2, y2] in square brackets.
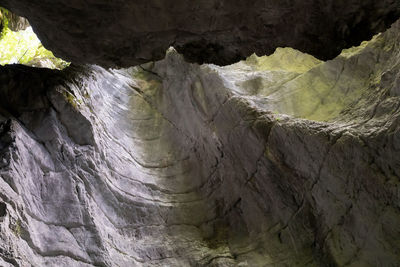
[1, 0, 400, 67]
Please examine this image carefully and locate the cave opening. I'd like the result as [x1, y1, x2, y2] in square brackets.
[0, 8, 68, 69]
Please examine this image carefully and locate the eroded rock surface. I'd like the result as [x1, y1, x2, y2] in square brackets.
[0, 20, 399, 267]
[1, 0, 400, 67]
[3, 11, 29, 32]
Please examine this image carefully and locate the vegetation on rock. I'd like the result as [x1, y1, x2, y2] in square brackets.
[0, 8, 69, 69]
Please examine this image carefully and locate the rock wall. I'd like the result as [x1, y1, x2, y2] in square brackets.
[0, 20, 399, 267]
[1, 0, 400, 67]
[0, 8, 29, 32]
[4, 11, 29, 32]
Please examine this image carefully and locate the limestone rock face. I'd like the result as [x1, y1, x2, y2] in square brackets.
[5, 11, 29, 32]
[1, 0, 400, 67]
[0, 9, 29, 32]
[0, 20, 400, 267]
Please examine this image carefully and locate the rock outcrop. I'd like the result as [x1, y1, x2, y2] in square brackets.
[0, 18, 399, 266]
[1, 0, 400, 67]
[3, 11, 29, 32]
[0, 8, 28, 32]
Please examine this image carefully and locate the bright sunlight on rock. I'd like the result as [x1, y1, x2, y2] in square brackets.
[0, 8, 68, 69]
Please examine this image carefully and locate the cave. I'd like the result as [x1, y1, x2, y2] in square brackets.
[0, 1, 399, 267]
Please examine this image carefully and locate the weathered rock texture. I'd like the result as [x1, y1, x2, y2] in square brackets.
[0, 19, 400, 267]
[3, 11, 29, 32]
[1, 0, 400, 67]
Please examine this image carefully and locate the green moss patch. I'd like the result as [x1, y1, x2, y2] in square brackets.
[0, 8, 69, 69]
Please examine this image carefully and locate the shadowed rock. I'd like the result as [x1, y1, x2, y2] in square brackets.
[6, 12, 29, 32]
[0, 20, 399, 266]
[1, 0, 400, 67]
[0, 8, 29, 32]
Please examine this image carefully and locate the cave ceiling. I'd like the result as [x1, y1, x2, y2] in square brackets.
[1, 0, 400, 67]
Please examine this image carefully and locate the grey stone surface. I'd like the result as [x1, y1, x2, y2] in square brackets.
[1, 0, 400, 67]
[0, 20, 399, 267]
[4, 11, 29, 32]
[0, 8, 29, 32]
